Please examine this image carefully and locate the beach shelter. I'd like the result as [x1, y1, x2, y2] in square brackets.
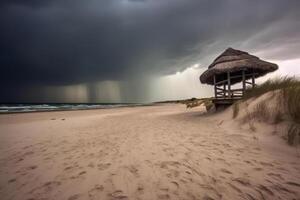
[200, 47, 278, 108]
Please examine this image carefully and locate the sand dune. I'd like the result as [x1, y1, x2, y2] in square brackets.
[0, 104, 299, 200]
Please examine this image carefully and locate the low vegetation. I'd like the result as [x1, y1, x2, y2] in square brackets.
[284, 84, 300, 145]
[180, 77, 299, 145]
[240, 101, 268, 122]
[159, 97, 214, 111]
[243, 76, 300, 100]
[284, 83, 300, 124]
[235, 77, 300, 145]
[184, 98, 214, 111]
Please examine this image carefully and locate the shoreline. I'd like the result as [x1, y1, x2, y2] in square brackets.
[0, 103, 158, 115]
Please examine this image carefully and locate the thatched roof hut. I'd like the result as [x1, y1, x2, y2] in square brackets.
[199, 48, 278, 109]
[200, 48, 278, 85]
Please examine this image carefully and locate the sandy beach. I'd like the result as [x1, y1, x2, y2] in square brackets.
[0, 104, 299, 200]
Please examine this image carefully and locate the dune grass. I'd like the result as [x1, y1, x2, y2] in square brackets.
[288, 123, 300, 145]
[244, 76, 300, 100]
[250, 101, 269, 121]
[183, 77, 299, 144]
[243, 76, 300, 124]
[242, 76, 300, 145]
[284, 85, 300, 145]
[284, 84, 300, 124]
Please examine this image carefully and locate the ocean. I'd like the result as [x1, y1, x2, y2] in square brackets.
[0, 103, 144, 114]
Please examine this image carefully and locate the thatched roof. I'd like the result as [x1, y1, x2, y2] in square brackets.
[200, 48, 278, 85]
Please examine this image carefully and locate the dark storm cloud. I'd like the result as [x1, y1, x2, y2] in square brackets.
[0, 0, 300, 91]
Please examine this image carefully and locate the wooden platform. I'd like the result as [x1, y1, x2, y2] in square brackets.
[212, 98, 241, 110]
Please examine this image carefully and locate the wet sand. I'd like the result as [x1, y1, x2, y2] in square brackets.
[0, 104, 299, 200]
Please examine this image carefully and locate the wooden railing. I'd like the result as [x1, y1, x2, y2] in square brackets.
[213, 70, 256, 99]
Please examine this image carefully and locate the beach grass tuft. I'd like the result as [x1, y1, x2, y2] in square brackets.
[284, 85, 300, 145]
[184, 98, 214, 111]
[284, 84, 300, 124]
[253, 101, 269, 121]
[287, 123, 300, 145]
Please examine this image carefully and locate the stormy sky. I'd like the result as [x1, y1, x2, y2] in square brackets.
[1, 0, 300, 103]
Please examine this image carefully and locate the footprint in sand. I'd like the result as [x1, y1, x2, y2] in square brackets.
[286, 181, 300, 187]
[16, 158, 24, 163]
[22, 151, 34, 158]
[276, 166, 289, 171]
[68, 194, 81, 200]
[39, 181, 61, 192]
[136, 184, 144, 195]
[64, 166, 73, 171]
[258, 184, 274, 196]
[180, 179, 187, 184]
[88, 162, 95, 168]
[202, 194, 215, 200]
[27, 165, 38, 170]
[244, 160, 253, 165]
[232, 177, 251, 186]
[23, 145, 33, 149]
[260, 161, 274, 167]
[245, 193, 256, 200]
[170, 181, 179, 190]
[216, 158, 225, 162]
[44, 156, 51, 161]
[144, 160, 152, 165]
[77, 171, 86, 176]
[206, 157, 212, 161]
[228, 183, 242, 193]
[159, 161, 180, 169]
[253, 167, 263, 171]
[98, 163, 111, 170]
[267, 172, 284, 180]
[220, 168, 232, 174]
[185, 170, 192, 175]
[8, 178, 17, 183]
[126, 165, 139, 177]
[88, 184, 104, 200]
[157, 194, 170, 199]
[109, 190, 128, 199]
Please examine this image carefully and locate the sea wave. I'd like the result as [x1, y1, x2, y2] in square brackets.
[0, 103, 140, 113]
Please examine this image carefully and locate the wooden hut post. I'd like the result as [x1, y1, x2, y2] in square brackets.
[213, 75, 217, 98]
[227, 71, 231, 98]
[251, 70, 255, 88]
[242, 70, 246, 95]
